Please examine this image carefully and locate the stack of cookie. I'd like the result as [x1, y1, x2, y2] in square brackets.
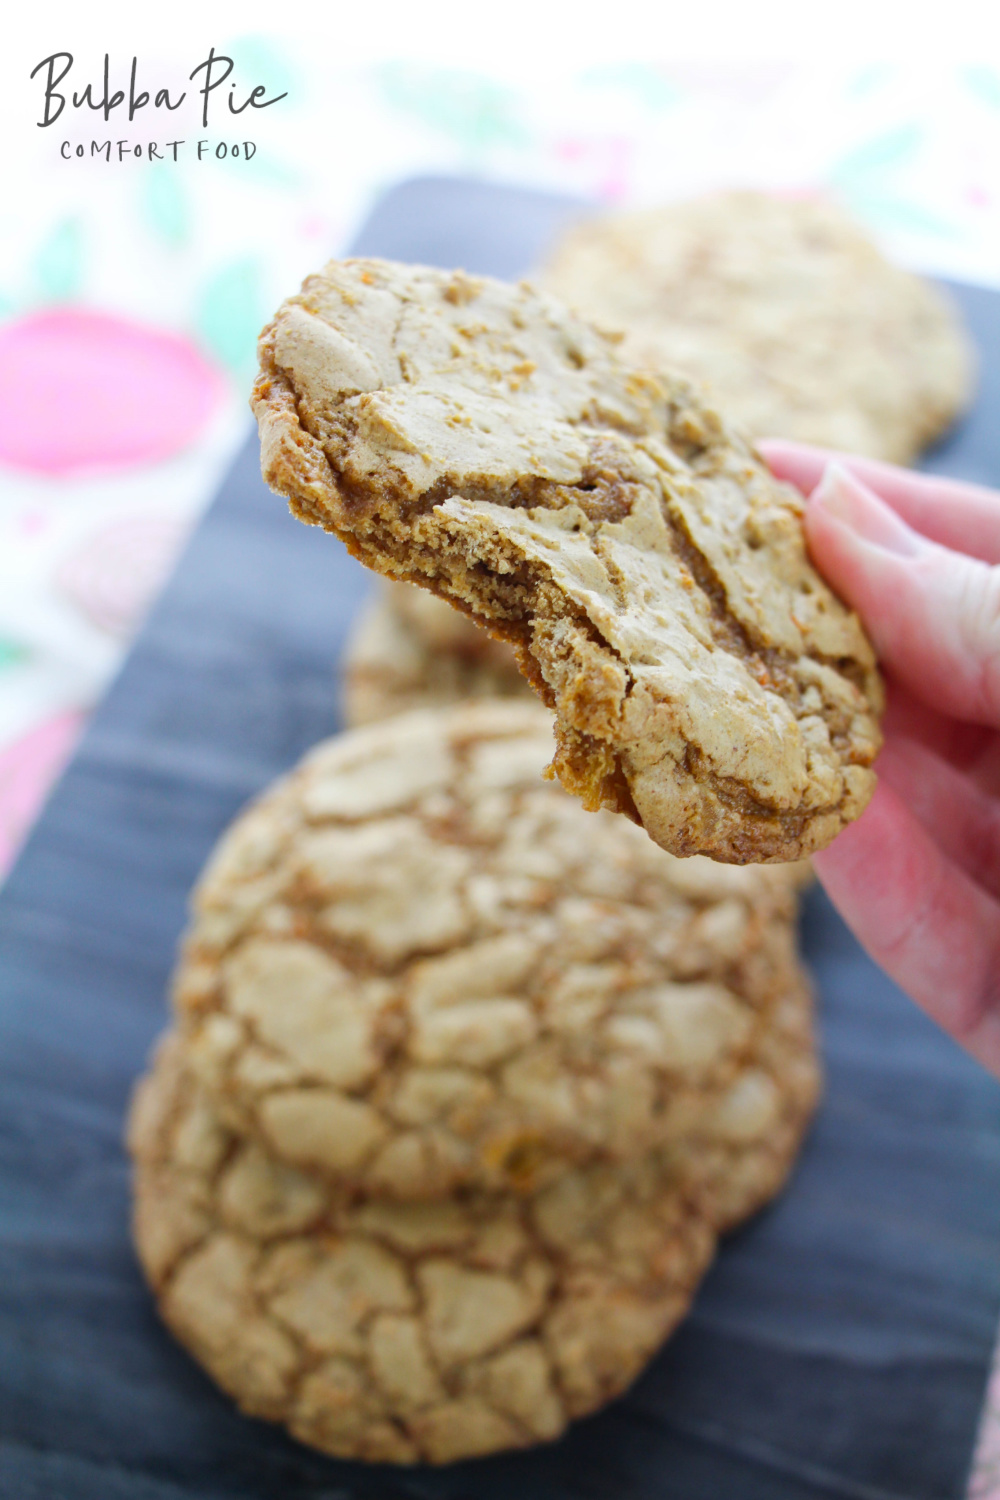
[128, 701, 819, 1464]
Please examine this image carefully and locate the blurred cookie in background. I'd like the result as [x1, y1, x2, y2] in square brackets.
[342, 581, 528, 727]
[541, 191, 973, 463]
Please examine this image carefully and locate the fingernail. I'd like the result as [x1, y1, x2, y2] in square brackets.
[811, 463, 924, 557]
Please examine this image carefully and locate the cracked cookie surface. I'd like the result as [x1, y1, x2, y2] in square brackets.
[343, 581, 529, 726]
[253, 258, 883, 862]
[667, 964, 821, 1233]
[542, 192, 973, 463]
[173, 701, 806, 1198]
[128, 1033, 718, 1465]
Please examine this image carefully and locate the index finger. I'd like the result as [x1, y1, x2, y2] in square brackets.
[814, 780, 1000, 1078]
[759, 439, 1000, 566]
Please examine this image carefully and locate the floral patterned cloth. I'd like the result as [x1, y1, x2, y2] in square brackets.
[2, 52, 999, 1488]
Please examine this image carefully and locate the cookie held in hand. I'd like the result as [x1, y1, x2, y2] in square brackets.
[253, 259, 883, 862]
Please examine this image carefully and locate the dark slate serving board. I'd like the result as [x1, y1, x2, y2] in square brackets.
[2, 176, 1000, 1500]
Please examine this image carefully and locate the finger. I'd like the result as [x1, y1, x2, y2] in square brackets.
[806, 463, 1000, 729]
[882, 675, 998, 789]
[813, 781, 1000, 1078]
[876, 737, 1000, 901]
[759, 439, 1000, 565]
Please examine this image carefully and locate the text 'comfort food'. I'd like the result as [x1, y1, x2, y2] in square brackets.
[253, 258, 883, 864]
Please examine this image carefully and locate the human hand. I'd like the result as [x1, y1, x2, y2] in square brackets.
[759, 440, 1000, 1078]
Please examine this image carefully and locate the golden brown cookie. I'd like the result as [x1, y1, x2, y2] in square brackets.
[173, 700, 806, 1198]
[127, 1033, 718, 1465]
[668, 965, 821, 1234]
[252, 258, 883, 863]
[342, 581, 528, 726]
[541, 191, 973, 463]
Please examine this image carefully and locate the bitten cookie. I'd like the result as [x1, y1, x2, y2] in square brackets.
[342, 581, 528, 726]
[541, 192, 973, 463]
[127, 1034, 718, 1465]
[173, 701, 806, 1198]
[252, 258, 883, 863]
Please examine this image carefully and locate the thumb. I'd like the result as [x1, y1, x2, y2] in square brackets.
[807, 464, 1000, 730]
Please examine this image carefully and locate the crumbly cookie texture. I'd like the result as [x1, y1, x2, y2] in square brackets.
[343, 581, 529, 727]
[127, 1034, 717, 1465]
[252, 258, 883, 863]
[541, 191, 973, 464]
[174, 701, 806, 1198]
